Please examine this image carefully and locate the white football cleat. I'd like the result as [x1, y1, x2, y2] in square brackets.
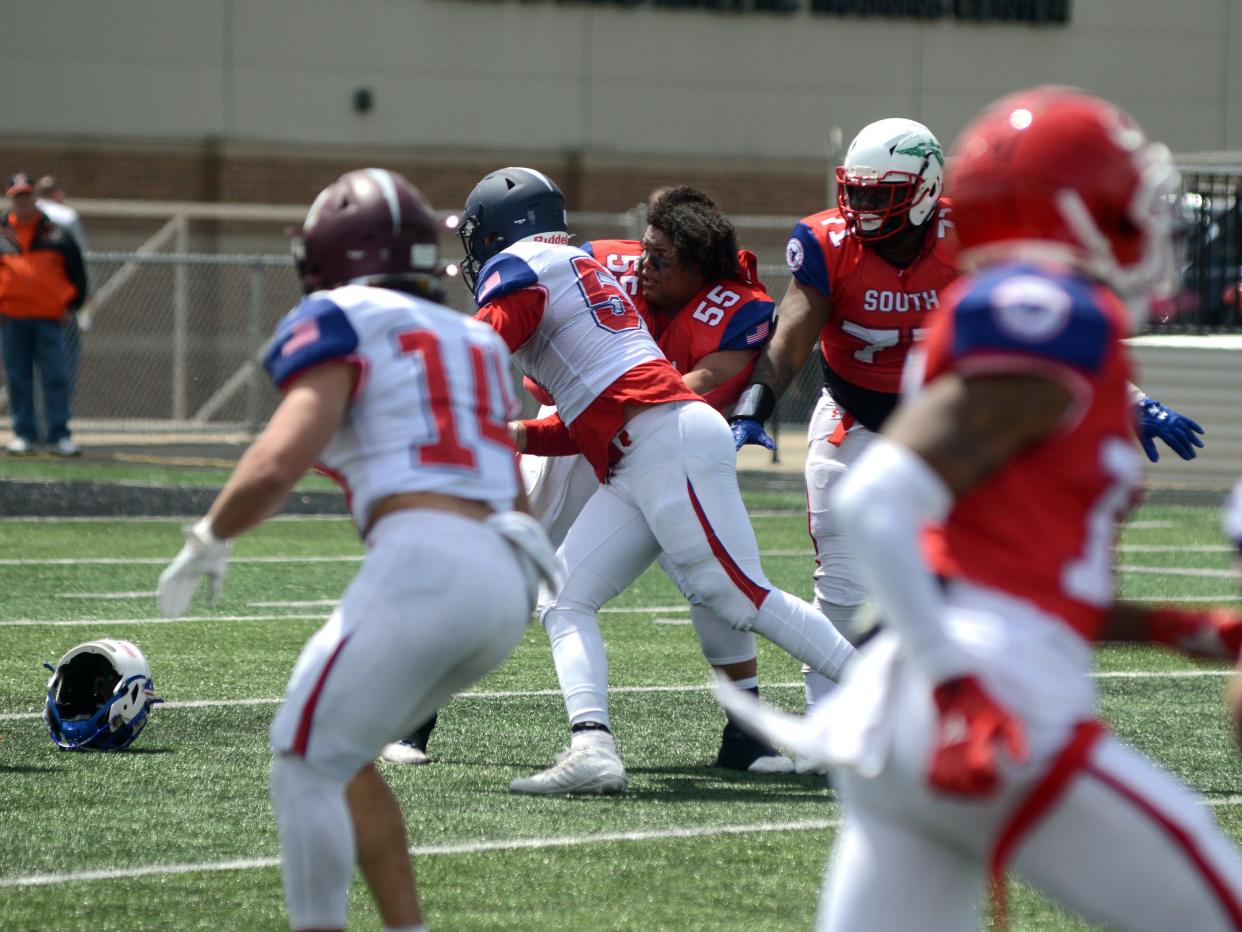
[794, 755, 831, 776]
[746, 752, 797, 774]
[380, 740, 430, 765]
[511, 732, 627, 796]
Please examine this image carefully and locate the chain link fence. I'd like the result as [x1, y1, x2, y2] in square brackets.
[1, 169, 1236, 439]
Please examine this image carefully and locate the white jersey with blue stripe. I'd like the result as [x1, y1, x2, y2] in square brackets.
[264, 284, 520, 529]
[474, 241, 665, 426]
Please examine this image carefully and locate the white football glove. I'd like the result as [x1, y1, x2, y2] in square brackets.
[157, 517, 231, 619]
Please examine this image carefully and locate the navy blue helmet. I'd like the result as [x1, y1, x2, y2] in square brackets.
[458, 167, 568, 290]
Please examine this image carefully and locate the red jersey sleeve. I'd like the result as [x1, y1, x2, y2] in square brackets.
[474, 285, 548, 353]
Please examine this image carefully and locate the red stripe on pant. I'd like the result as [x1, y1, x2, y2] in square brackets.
[686, 479, 769, 610]
[988, 720, 1105, 930]
[292, 634, 353, 757]
[1083, 757, 1242, 929]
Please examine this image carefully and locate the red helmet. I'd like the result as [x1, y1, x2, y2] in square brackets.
[293, 168, 442, 295]
[947, 86, 1179, 326]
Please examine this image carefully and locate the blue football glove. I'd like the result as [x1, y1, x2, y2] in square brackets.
[1136, 396, 1205, 462]
[730, 417, 775, 451]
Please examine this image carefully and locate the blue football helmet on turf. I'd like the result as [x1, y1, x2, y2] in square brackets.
[44, 639, 161, 751]
[457, 167, 569, 290]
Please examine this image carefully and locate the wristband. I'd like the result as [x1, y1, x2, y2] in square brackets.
[730, 383, 776, 424]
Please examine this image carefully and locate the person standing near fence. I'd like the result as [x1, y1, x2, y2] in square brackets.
[0, 172, 86, 456]
[36, 176, 90, 399]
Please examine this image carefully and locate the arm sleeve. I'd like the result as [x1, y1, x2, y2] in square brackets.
[475, 286, 548, 353]
[59, 232, 88, 309]
[475, 252, 540, 305]
[787, 222, 831, 298]
[262, 295, 360, 390]
[522, 411, 582, 456]
[949, 275, 1111, 384]
[717, 297, 775, 352]
[831, 437, 968, 683]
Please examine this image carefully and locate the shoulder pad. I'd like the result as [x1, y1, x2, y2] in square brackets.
[786, 222, 831, 297]
[951, 267, 1113, 372]
[263, 293, 360, 388]
[475, 252, 540, 305]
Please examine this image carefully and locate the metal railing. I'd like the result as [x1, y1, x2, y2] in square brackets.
[0, 170, 1235, 437]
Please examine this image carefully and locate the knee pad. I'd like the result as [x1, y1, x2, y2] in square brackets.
[690, 602, 757, 666]
[270, 754, 355, 931]
[678, 559, 763, 632]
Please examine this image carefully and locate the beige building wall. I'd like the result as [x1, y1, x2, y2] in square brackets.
[4, 0, 1240, 160]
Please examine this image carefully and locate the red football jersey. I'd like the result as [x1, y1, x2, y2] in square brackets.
[583, 241, 775, 411]
[786, 201, 958, 428]
[918, 261, 1142, 640]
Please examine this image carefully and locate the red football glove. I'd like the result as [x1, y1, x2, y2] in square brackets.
[928, 675, 1028, 798]
[1148, 607, 1242, 660]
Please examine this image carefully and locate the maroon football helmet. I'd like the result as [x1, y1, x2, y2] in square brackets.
[293, 168, 442, 295]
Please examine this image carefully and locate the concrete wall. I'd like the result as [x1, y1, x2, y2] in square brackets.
[5, 0, 1240, 162]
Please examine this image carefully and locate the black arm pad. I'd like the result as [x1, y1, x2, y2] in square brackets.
[729, 383, 776, 424]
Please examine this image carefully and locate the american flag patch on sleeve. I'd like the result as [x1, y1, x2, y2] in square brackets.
[746, 320, 770, 345]
[282, 318, 321, 357]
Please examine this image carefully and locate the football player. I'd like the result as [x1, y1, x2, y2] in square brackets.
[385, 187, 794, 772]
[730, 87, 1242, 931]
[533, 186, 793, 773]
[460, 167, 856, 795]
[730, 117, 1206, 723]
[156, 169, 559, 932]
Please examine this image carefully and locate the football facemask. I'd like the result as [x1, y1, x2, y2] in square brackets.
[837, 118, 945, 241]
[43, 639, 162, 752]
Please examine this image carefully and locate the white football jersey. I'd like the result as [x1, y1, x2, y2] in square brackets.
[264, 284, 520, 529]
[475, 241, 665, 425]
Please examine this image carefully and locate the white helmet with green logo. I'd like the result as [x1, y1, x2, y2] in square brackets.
[836, 118, 945, 239]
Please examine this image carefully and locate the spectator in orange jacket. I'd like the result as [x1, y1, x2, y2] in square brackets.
[0, 172, 87, 456]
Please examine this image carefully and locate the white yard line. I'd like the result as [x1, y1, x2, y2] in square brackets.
[1116, 566, 1238, 578]
[6, 792, 1242, 889]
[0, 818, 840, 888]
[1119, 546, 1233, 553]
[1, 671, 1231, 722]
[0, 555, 363, 566]
[58, 591, 158, 600]
[0, 613, 325, 628]
[1, 514, 352, 524]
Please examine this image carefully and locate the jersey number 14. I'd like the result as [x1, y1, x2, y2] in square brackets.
[397, 329, 513, 470]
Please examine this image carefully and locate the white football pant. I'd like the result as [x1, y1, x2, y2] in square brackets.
[269, 510, 531, 929]
[521, 413, 757, 668]
[802, 389, 878, 712]
[819, 580, 1242, 932]
[542, 400, 854, 730]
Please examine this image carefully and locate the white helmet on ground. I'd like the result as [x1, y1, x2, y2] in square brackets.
[836, 117, 945, 240]
[44, 639, 161, 751]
